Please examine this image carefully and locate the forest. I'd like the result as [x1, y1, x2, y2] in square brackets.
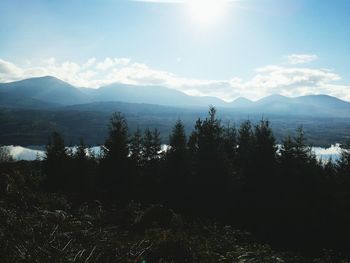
[1, 107, 350, 262]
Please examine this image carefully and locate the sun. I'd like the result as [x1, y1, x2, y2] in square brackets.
[186, 0, 229, 26]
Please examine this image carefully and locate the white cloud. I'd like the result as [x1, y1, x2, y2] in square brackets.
[43, 57, 56, 66]
[0, 57, 349, 102]
[0, 59, 23, 81]
[287, 54, 318, 65]
[114, 58, 131, 65]
[96, 58, 116, 70]
[96, 57, 131, 70]
[253, 65, 340, 88]
[82, 58, 96, 69]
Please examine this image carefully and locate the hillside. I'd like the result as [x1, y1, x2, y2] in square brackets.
[0, 104, 349, 146]
[0, 76, 91, 106]
[2, 164, 342, 262]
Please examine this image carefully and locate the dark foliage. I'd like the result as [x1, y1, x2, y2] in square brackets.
[3, 107, 350, 261]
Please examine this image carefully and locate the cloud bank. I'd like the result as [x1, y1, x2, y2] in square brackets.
[287, 54, 318, 65]
[0, 56, 349, 102]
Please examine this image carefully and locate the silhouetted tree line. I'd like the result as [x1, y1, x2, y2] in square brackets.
[43, 107, 350, 254]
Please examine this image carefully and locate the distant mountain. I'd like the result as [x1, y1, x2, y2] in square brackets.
[61, 100, 189, 114]
[294, 94, 350, 109]
[0, 90, 60, 109]
[254, 94, 290, 105]
[230, 97, 254, 107]
[0, 76, 91, 106]
[92, 83, 228, 108]
[241, 94, 350, 117]
[0, 76, 350, 118]
[0, 77, 229, 109]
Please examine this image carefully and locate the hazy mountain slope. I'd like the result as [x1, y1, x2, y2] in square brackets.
[295, 94, 350, 109]
[230, 97, 254, 107]
[232, 94, 350, 118]
[1, 77, 350, 118]
[61, 101, 194, 114]
[0, 76, 91, 105]
[93, 83, 228, 108]
[0, 90, 60, 109]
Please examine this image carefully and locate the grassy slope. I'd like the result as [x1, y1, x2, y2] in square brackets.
[0, 162, 348, 262]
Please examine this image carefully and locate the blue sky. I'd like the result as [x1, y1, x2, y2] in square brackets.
[0, 0, 349, 101]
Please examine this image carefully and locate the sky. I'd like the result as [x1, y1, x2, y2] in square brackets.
[0, 0, 349, 101]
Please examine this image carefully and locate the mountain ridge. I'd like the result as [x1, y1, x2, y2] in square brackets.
[0, 76, 350, 118]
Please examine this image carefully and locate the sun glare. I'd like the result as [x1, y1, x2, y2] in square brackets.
[186, 0, 228, 26]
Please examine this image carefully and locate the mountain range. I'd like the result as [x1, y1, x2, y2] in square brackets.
[0, 76, 349, 118]
[1, 76, 350, 146]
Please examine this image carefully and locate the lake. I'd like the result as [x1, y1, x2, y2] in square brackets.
[1, 144, 343, 162]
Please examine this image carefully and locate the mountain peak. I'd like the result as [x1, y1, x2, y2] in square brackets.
[23, 75, 71, 85]
[256, 94, 288, 104]
[265, 94, 287, 99]
[0, 76, 90, 106]
[231, 97, 253, 107]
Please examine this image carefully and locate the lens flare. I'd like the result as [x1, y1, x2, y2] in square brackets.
[186, 0, 228, 26]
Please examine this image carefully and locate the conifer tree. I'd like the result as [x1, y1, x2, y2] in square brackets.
[337, 141, 350, 177]
[293, 126, 311, 164]
[165, 120, 189, 208]
[71, 138, 93, 194]
[188, 118, 202, 156]
[279, 135, 294, 165]
[100, 112, 130, 197]
[141, 128, 162, 202]
[44, 131, 68, 192]
[188, 107, 231, 213]
[168, 120, 187, 158]
[104, 112, 129, 161]
[74, 138, 88, 161]
[237, 120, 254, 178]
[130, 128, 143, 167]
[253, 119, 277, 172]
[142, 128, 161, 162]
[223, 123, 237, 165]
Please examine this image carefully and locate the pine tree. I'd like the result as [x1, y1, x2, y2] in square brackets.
[188, 118, 202, 156]
[279, 135, 294, 165]
[223, 123, 237, 164]
[142, 128, 161, 162]
[45, 132, 67, 162]
[165, 120, 189, 208]
[169, 120, 187, 157]
[237, 120, 254, 177]
[337, 141, 350, 177]
[279, 127, 313, 168]
[293, 126, 310, 164]
[188, 107, 231, 214]
[139, 128, 162, 203]
[104, 112, 129, 161]
[100, 112, 131, 198]
[71, 138, 93, 194]
[44, 131, 69, 192]
[74, 138, 88, 161]
[254, 119, 277, 171]
[130, 128, 143, 167]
